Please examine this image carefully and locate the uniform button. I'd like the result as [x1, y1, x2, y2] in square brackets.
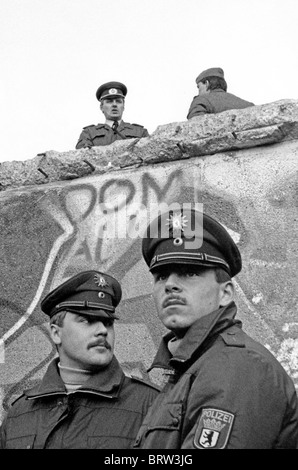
[172, 418, 179, 426]
[26, 445, 31, 449]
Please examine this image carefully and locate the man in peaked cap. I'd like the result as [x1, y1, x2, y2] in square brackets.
[187, 67, 254, 119]
[75, 81, 149, 149]
[134, 208, 298, 449]
[0, 271, 159, 449]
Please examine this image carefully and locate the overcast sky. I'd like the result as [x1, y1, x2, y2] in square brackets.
[1, 0, 297, 162]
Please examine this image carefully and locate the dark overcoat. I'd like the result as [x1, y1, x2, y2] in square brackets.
[134, 303, 298, 449]
[0, 356, 159, 449]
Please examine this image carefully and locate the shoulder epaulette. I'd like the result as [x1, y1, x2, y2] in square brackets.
[131, 123, 144, 128]
[10, 392, 26, 406]
[82, 124, 96, 130]
[220, 327, 245, 348]
[130, 375, 161, 391]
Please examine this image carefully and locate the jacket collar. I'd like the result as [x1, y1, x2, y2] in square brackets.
[118, 121, 134, 130]
[25, 355, 125, 399]
[105, 119, 123, 128]
[149, 301, 239, 371]
[97, 121, 130, 130]
[210, 88, 225, 93]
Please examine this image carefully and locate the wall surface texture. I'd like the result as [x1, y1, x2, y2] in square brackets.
[0, 99, 298, 423]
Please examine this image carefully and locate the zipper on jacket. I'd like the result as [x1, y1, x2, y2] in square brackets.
[27, 389, 115, 400]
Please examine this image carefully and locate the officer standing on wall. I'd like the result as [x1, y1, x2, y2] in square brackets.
[187, 67, 254, 119]
[0, 270, 159, 449]
[134, 208, 298, 449]
[76, 81, 149, 149]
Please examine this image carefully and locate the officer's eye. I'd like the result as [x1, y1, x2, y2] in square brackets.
[101, 318, 114, 328]
[76, 315, 90, 323]
[153, 272, 168, 282]
[186, 271, 200, 277]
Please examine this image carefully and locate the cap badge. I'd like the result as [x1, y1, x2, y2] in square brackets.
[94, 274, 109, 288]
[166, 213, 188, 245]
[166, 212, 188, 233]
[109, 88, 118, 95]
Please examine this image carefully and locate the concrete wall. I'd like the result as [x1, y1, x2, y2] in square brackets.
[0, 100, 298, 422]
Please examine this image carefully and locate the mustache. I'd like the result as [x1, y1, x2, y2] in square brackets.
[162, 295, 186, 308]
[88, 339, 111, 350]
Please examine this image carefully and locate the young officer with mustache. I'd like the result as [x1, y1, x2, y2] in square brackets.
[134, 208, 298, 449]
[0, 270, 159, 449]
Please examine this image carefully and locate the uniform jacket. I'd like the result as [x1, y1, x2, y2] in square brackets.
[76, 121, 149, 149]
[187, 88, 254, 119]
[0, 356, 159, 449]
[134, 302, 298, 449]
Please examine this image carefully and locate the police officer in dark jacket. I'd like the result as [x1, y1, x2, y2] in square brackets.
[187, 67, 254, 119]
[0, 271, 159, 449]
[134, 208, 298, 449]
[76, 81, 149, 149]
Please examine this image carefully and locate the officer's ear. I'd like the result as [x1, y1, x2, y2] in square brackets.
[50, 323, 62, 346]
[219, 280, 235, 307]
[205, 80, 210, 91]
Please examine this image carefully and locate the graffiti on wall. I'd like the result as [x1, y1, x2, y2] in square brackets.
[0, 155, 297, 421]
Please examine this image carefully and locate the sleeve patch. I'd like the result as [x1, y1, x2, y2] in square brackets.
[194, 408, 234, 449]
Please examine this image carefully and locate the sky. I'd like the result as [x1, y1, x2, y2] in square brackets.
[0, 0, 297, 163]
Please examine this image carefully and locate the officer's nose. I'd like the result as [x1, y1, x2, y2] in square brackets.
[165, 273, 182, 293]
[94, 320, 108, 336]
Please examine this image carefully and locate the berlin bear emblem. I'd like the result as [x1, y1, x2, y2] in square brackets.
[194, 408, 235, 449]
